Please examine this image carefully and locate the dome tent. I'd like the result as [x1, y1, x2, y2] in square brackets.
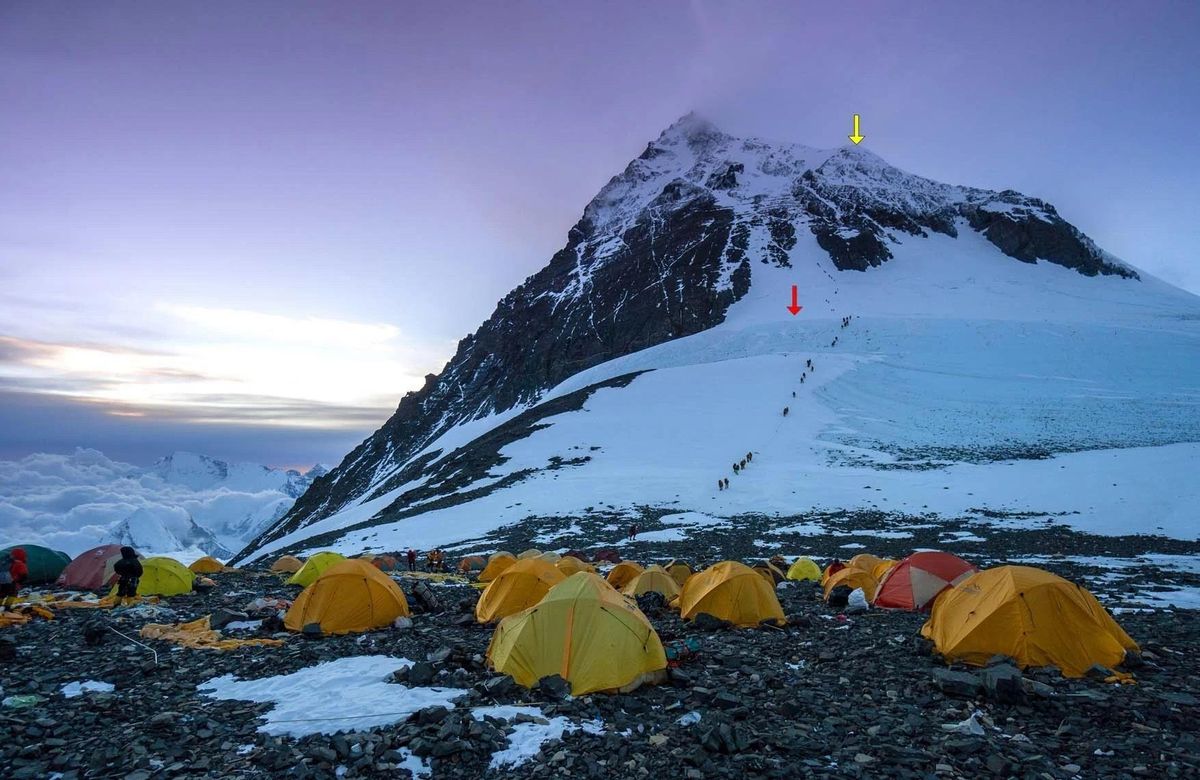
[556, 556, 595, 576]
[823, 567, 878, 603]
[56, 544, 129, 590]
[848, 553, 885, 573]
[786, 557, 821, 582]
[874, 551, 976, 611]
[189, 556, 225, 574]
[478, 551, 517, 582]
[1, 545, 71, 585]
[475, 558, 565, 624]
[285, 559, 410, 635]
[663, 560, 693, 587]
[286, 551, 347, 587]
[605, 561, 643, 590]
[487, 573, 667, 696]
[270, 555, 303, 573]
[679, 561, 785, 627]
[622, 565, 682, 600]
[457, 555, 486, 574]
[109, 557, 194, 597]
[921, 566, 1138, 678]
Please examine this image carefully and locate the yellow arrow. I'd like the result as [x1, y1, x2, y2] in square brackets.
[848, 113, 865, 145]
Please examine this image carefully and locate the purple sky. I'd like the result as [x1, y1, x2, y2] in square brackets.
[1, 1, 1197, 467]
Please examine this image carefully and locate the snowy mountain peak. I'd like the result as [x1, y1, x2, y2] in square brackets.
[235, 115, 1190, 562]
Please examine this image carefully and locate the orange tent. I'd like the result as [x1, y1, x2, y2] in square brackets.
[475, 558, 565, 623]
[823, 567, 878, 602]
[606, 561, 643, 590]
[284, 559, 410, 634]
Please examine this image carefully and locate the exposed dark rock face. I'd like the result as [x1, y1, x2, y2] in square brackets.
[237, 114, 1139, 560]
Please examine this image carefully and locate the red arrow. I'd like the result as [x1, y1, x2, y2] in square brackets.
[786, 285, 802, 316]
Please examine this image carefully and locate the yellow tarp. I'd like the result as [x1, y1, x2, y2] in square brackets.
[285, 559, 410, 635]
[189, 556, 225, 574]
[622, 565, 681, 600]
[487, 572, 667, 696]
[605, 561, 643, 590]
[140, 615, 284, 651]
[478, 552, 517, 583]
[679, 561, 785, 627]
[921, 566, 1138, 678]
[475, 558, 565, 623]
[286, 552, 347, 587]
[109, 557, 195, 597]
[823, 567, 878, 602]
[786, 557, 821, 582]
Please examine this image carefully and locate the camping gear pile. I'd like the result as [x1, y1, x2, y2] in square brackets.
[140, 615, 285, 651]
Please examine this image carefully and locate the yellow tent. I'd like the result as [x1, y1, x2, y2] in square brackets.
[111, 557, 195, 597]
[786, 557, 821, 582]
[872, 559, 898, 582]
[848, 553, 884, 573]
[556, 556, 595, 576]
[921, 566, 1138, 678]
[537, 551, 562, 564]
[622, 565, 681, 600]
[823, 567, 878, 602]
[679, 561, 785, 627]
[606, 561, 643, 590]
[475, 558, 566, 623]
[664, 560, 693, 587]
[284, 559, 410, 635]
[270, 555, 303, 573]
[517, 548, 543, 560]
[478, 552, 517, 582]
[188, 556, 224, 574]
[286, 551, 347, 587]
[487, 572, 667, 696]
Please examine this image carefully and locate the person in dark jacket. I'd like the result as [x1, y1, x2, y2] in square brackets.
[406, 548, 417, 572]
[0, 547, 28, 608]
[113, 546, 143, 605]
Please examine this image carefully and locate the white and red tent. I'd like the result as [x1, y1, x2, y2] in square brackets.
[873, 551, 977, 611]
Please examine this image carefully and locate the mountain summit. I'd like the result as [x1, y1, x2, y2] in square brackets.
[236, 116, 1200, 562]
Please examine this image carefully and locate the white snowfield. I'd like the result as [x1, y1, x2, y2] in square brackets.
[244, 213, 1200, 562]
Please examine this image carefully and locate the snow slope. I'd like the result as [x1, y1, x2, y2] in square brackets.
[240, 210, 1200, 562]
[0, 449, 326, 561]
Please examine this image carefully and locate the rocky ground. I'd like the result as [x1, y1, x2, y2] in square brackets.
[2, 513, 1198, 779]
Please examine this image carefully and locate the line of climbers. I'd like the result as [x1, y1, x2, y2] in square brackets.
[717, 314, 857, 493]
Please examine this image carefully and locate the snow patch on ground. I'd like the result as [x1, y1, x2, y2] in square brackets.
[198, 656, 465, 736]
[199, 658, 607, 770]
[61, 680, 114, 698]
[472, 706, 604, 769]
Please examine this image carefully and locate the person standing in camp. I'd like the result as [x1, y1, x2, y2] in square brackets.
[406, 548, 417, 572]
[113, 546, 142, 606]
[0, 547, 28, 608]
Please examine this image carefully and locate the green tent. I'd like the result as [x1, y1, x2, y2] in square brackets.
[1, 545, 72, 585]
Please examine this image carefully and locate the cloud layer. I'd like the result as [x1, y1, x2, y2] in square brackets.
[0, 448, 309, 560]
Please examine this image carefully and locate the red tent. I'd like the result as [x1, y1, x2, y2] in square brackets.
[562, 549, 591, 562]
[56, 544, 127, 590]
[873, 551, 977, 611]
[592, 548, 621, 564]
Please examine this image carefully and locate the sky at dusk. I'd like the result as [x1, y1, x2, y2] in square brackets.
[1, 1, 1197, 468]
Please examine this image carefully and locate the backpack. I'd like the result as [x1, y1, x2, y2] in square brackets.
[0, 553, 12, 586]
